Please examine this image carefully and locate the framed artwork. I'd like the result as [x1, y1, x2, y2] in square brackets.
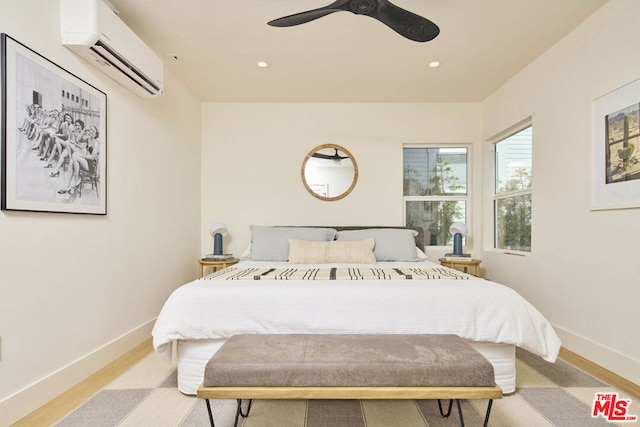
[1, 34, 107, 215]
[592, 78, 640, 210]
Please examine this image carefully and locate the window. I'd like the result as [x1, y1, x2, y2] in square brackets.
[493, 126, 532, 252]
[403, 146, 468, 247]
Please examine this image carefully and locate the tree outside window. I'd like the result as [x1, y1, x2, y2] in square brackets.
[403, 147, 468, 246]
[494, 126, 532, 252]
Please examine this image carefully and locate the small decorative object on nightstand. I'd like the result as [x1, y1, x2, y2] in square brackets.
[199, 257, 239, 278]
[439, 257, 482, 277]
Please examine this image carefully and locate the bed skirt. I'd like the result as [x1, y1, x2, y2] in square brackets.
[174, 338, 516, 395]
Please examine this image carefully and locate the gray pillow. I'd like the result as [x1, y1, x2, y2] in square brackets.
[336, 228, 419, 262]
[250, 226, 337, 261]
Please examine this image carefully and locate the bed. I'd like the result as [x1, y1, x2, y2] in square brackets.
[152, 226, 561, 395]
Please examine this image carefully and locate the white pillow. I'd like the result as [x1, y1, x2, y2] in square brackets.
[336, 228, 419, 261]
[288, 238, 377, 264]
[240, 244, 252, 260]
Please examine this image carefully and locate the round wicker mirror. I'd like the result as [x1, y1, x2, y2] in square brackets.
[301, 144, 358, 201]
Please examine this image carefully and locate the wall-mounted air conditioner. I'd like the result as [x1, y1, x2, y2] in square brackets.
[60, 0, 164, 98]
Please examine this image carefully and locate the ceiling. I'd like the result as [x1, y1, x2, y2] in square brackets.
[107, 0, 608, 103]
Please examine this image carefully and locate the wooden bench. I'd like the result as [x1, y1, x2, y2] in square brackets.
[197, 334, 503, 427]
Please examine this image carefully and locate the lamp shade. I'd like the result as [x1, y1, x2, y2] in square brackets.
[449, 222, 468, 237]
[209, 223, 228, 237]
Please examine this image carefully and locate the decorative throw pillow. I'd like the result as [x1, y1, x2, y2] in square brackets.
[336, 228, 419, 261]
[250, 226, 337, 261]
[288, 238, 377, 264]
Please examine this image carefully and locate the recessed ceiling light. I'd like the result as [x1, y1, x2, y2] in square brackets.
[257, 61, 269, 68]
[428, 61, 440, 68]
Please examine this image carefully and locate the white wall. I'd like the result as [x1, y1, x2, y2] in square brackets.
[0, 1, 202, 424]
[482, 0, 640, 384]
[200, 103, 483, 258]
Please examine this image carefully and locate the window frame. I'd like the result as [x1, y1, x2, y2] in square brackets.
[402, 144, 471, 249]
[491, 123, 533, 254]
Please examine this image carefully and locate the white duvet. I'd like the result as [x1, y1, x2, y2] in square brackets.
[152, 260, 561, 363]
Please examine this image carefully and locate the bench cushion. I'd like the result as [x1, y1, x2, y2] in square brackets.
[203, 334, 495, 388]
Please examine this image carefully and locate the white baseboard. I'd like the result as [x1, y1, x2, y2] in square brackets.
[555, 325, 640, 386]
[0, 319, 155, 426]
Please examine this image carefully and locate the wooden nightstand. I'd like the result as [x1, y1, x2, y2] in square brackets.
[199, 258, 239, 278]
[439, 258, 482, 277]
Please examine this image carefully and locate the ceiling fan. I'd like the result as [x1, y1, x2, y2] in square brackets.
[312, 148, 349, 161]
[267, 0, 440, 43]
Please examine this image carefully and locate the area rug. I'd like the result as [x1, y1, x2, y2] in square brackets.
[54, 348, 638, 427]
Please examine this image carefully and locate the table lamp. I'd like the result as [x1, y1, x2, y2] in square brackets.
[446, 222, 469, 257]
[209, 223, 228, 255]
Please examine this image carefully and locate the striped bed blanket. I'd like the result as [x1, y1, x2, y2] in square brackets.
[204, 266, 480, 281]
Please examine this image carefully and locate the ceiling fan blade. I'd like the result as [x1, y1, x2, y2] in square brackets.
[268, 0, 439, 43]
[312, 153, 332, 159]
[312, 149, 348, 160]
[268, 0, 351, 27]
[373, 0, 440, 42]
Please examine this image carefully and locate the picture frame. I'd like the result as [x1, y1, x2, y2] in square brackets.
[1, 34, 107, 215]
[592, 78, 640, 211]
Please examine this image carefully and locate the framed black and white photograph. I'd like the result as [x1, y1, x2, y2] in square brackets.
[592, 78, 640, 211]
[1, 34, 106, 215]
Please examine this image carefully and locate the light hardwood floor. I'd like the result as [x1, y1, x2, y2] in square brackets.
[12, 338, 153, 427]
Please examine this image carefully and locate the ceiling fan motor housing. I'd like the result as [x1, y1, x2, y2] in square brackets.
[351, 0, 376, 14]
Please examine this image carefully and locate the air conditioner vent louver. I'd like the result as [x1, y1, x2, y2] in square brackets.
[90, 41, 161, 96]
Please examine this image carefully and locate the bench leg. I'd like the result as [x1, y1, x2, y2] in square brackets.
[437, 399, 454, 417]
[438, 399, 495, 427]
[205, 399, 215, 427]
[233, 399, 254, 427]
[483, 399, 494, 427]
[438, 399, 465, 426]
[456, 399, 465, 427]
[205, 398, 254, 427]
